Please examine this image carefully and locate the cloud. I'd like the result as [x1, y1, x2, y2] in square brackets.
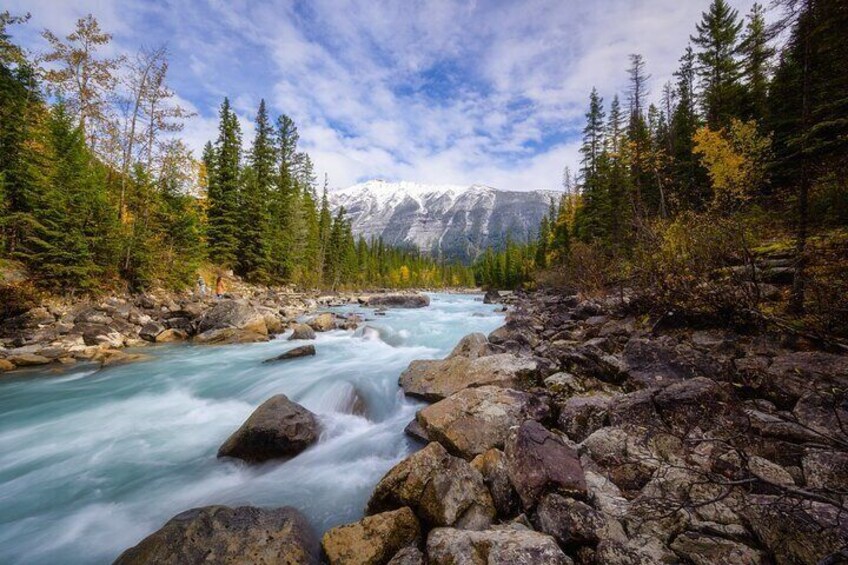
[5, 0, 768, 190]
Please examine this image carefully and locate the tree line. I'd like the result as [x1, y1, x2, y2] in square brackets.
[0, 13, 473, 294]
[482, 0, 847, 324]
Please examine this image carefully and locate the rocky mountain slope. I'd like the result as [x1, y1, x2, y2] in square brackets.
[330, 180, 558, 261]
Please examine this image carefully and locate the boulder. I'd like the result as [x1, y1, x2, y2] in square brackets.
[155, 329, 187, 343]
[595, 535, 679, 565]
[399, 354, 538, 402]
[113, 505, 319, 564]
[653, 377, 745, 437]
[417, 386, 550, 459]
[289, 323, 317, 341]
[470, 449, 520, 518]
[448, 333, 495, 359]
[741, 494, 848, 565]
[365, 294, 430, 308]
[218, 395, 319, 463]
[483, 289, 501, 304]
[505, 421, 587, 510]
[196, 299, 268, 336]
[803, 449, 848, 493]
[532, 494, 610, 547]
[309, 312, 336, 332]
[6, 353, 51, 367]
[366, 442, 495, 530]
[76, 323, 125, 347]
[793, 390, 848, 445]
[94, 349, 151, 367]
[581, 427, 659, 492]
[264, 345, 316, 363]
[669, 532, 765, 565]
[556, 395, 612, 442]
[760, 352, 848, 409]
[386, 546, 424, 565]
[194, 327, 269, 345]
[0, 358, 14, 372]
[426, 527, 572, 565]
[322, 507, 419, 565]
[621, 336, 723, 387]
[139, 321, 166, 342]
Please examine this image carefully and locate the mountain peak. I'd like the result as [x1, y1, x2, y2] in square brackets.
[330, 180, 558, 261]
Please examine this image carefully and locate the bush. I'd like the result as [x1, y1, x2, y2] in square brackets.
[0, 281, 44, 320]
[629, 212, 764, 325]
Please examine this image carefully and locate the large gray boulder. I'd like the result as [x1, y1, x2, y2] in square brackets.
[416, 386, 550, 459]
[366, 442, 495, 530]
[426, 527, 572, 565]
[218, 395, 319, 463]
[399, 354, 537, 401]
[195, 299, 268, 343]
[113, 505, 319, 564]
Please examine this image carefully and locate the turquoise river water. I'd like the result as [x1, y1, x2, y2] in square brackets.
[0, 293, 504, 564]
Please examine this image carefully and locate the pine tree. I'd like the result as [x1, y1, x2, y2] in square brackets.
[740, 3, 775, 122]
[238, 99, 275, 281]
[627, 54, 653, 219]
[671, 45, 708, 211]
[691, 0, 744, 127]
[206, 98, 241, 267]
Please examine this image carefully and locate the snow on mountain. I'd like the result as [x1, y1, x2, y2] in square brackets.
[330, 180, 559, 262]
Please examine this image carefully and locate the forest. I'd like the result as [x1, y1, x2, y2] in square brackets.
[481, 0, 847, 340]
[0, 12, 475, 299]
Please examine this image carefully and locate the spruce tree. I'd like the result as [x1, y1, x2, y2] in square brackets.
[740, 3, 775, 122]
[206, 98, 242, 267]
[238, 99, 275, 281]
[691, 0, 744, 127]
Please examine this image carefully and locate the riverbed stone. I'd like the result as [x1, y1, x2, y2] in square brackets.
[365, 294, 430, 308]
[218, 395, 319, 463]
[321, 507, 420, 565]
[113, 505, 319, 564]
[155, 329, 187, 343]
[139, 321, 165, 342]
[471, 448, 520, 518]
[0, 358, 15, 372]
[289, 323, 316, 341]
[399, 354, 538, 401]
[505, 420, 587, 510]
[6, 352, 51, 367]
[309, 312, 336, 332]
[669, 531, 765, 565]
[426, 527, 572, 565]
[264, 345, 316, 363]
[366, 441, 495, 530]
[416, 386, 550, 459]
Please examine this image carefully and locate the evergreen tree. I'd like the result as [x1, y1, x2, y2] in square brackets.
[206, 97, 241, 267]
[691, 0, 744, 127]
[238, 99, 275, 281]
[740, 3, 775, 122]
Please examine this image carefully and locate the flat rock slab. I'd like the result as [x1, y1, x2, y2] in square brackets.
[417, 386, 550, 459]
[399, 354, 538, 401]
[114, 505, 319, 565]
[218, 395, 319, 463]
[264, 345, 316, 363]
[365, 294, 430, 308]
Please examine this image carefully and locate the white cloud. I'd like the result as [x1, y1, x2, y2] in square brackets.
[6, 0, 769, 190]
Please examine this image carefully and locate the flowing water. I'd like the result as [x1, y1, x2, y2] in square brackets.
[0, 293, 504, 564]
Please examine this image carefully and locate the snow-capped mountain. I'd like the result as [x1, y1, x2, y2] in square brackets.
[330, 180, 559, 262]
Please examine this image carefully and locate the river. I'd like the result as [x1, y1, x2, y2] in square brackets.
[0, 293, 504, 564]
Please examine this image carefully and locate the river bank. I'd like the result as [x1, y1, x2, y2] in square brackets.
[0, 285, 467, 374]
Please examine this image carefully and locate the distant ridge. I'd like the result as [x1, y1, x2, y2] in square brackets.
[330, 180, 559, 262]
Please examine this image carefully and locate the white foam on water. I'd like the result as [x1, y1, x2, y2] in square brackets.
[0, 293, 504, 564]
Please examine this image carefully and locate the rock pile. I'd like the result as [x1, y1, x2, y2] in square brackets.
[323, 289, 848, 564]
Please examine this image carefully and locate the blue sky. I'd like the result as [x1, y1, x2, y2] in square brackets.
[7, 0, 764, 190]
